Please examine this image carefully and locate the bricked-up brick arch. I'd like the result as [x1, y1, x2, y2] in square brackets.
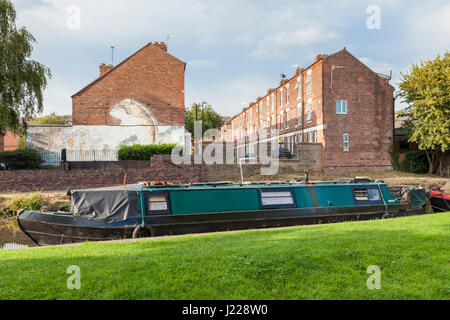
[108, 98, 158, 125]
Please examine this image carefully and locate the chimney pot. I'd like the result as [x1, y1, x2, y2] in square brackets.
[152, 41, 167, 51]
[99, 63, 113, 77]
[314, 54, 327, 62]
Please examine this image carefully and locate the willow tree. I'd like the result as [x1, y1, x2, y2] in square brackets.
[0, 0, 51, 134]
[397, 53, 450, 174]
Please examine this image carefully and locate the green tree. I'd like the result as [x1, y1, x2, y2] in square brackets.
[397, 52, 450, 174]
[0, 0, 51, 134]
[185, 103, 223, 135]
[31, 113, 67, 125]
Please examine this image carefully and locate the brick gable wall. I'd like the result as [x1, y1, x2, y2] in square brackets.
[72, 43, 186, 126]
[321, 49, 394, 173]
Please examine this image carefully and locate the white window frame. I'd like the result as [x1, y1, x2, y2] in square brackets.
[308, 132, 312, 143]
[297, 103, 302, 125]
[271, 94, 275, 112]
[286, 84, 290, 105]
[336, 100, 348, 114]
[280, 112, 284, 130]
[266, 97, 270, 113]
[296, 76, 302, 99]
[280, 88, 284, 106]
[306, 70, 312, 94]
[306, 98, 312, 123]
[286, 108, 290, 129]
[313, 131, 317, 143]
[343, 133, 350, 152]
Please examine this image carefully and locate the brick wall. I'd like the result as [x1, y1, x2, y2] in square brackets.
[0, 155, 203, 193]
[72, 42, 186, 126]
[0, 130, 20, 152]
[321, 49, 394, 173]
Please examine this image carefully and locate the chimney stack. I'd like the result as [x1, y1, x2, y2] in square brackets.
[152, 41, 167, 51]
[314, 54, 327, 63]
[99, 63, 113, 77]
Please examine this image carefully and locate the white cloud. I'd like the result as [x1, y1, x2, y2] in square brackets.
[250, 27, 341, 59]
[188, 60, 220, 69]
[359, 57, 393, 75]
[403, 2, 450, 57]
[232, 32, 255, 46]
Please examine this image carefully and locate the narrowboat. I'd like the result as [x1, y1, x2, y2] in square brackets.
[17, 180, 427, 246]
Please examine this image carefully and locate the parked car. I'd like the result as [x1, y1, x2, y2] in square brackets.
[278, 148, 293, 159]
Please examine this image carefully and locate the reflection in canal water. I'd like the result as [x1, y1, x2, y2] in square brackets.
[0, 219, 36, 249]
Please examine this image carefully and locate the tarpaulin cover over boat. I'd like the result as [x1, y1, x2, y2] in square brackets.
[408, 188, 427, 209]
[71, 185, 142, 223]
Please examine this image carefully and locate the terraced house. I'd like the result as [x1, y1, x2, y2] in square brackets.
[220, 48, 395, 174]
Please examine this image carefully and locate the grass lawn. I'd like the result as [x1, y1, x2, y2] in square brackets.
[0, 213, 449, 300]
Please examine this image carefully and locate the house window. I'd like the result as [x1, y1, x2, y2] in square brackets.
[280, 88, 284, 106]
[336, 100, 348, 114]
[267, 117, 270, 128]
[308, 132, 312, 143]
[313, 131, 317, 143]
[306, 99, 312, 122]
[306, 70, 312, 93]
[267, 97, 270, 113]
[297, 103, 302, 124]
[280, 112, 284, 130]
[261, 191, 295, 207]
[296, 76, 302, 99]
[343, 133, 350, 152]
[286, 109, 290, 129]
[271, 94, 275, 112]
[286, 85, 290, 105]
[271, 115, 275, 129]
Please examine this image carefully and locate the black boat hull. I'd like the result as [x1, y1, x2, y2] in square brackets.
[429, 197, 450, 212]
[17, 204, 426, 246]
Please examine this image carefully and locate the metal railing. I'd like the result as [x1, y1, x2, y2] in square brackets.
[0, 150, 120, 171]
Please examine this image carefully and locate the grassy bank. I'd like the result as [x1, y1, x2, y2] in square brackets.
[0, 192, 69, 219]
[0, 213, 448, 300]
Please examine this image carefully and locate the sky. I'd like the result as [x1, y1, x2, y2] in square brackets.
[12, 0, 450, 117]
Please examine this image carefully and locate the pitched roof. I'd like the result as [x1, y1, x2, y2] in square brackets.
[71, 42, 186, 97]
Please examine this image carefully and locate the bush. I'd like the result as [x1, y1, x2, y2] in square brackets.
[31, 114, 67, 125]
[0, 148, 42, 170]
[400, 150, 429, 174]
[118, 144, 177, 160]
[9, 193, 44, 211]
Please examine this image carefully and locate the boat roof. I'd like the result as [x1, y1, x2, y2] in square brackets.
[140, 181, 386, 192]
[70, 180, 386, 193]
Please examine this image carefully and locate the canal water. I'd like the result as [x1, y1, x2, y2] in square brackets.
[0, 219, 35, 250]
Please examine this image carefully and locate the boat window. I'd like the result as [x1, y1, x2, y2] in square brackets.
[148, 194, 168, 212]
[368, 189, 381, 201]
[354, 189, 369, 201]
[261, 191, 294, 206]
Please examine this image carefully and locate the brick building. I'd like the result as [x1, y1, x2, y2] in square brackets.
[0, 130, 20, 152]
[220, 48, 395, 173]
[27, 42, 189, 155]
